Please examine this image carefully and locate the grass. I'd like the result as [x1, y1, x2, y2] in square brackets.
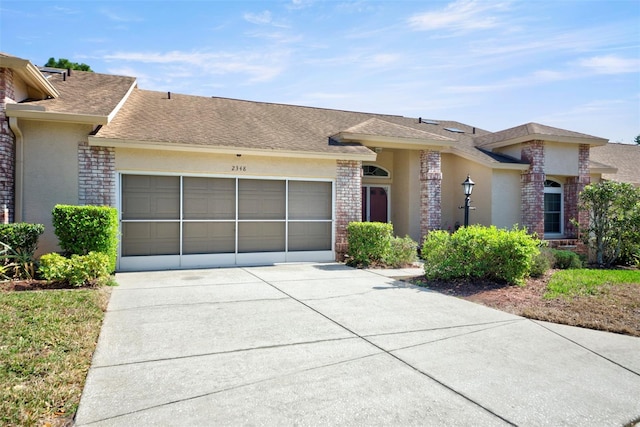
[545, 269, 640, 299]
[0, 287, 110, 427]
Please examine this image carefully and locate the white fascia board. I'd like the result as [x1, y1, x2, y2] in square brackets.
[336, 132, 454, 150]
[88, 136, 378, 161]
[6, 105, 108, 124]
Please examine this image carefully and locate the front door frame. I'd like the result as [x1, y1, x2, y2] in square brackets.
[361, 184, 391, 223]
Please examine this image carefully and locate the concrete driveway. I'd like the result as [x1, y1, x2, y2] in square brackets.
[75, 263, 640, 426]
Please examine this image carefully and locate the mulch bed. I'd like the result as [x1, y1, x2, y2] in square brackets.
[409, 270, 640, 337]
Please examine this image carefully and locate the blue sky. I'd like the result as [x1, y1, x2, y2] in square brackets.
[2, 0, 639, 142]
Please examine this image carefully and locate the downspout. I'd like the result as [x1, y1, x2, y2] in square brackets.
[8, 117, 23, 222]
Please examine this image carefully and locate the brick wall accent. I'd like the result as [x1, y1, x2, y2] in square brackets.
[420, 150, 442, 243]
[564, 144, 590, 243]
[78, 141, 116, 206]
[521, 140, 545, 237]
[0, 68, 15, 222]
[335, 159, 362, 261]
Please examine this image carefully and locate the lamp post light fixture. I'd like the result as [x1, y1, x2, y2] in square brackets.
[461, 174, 475, 227]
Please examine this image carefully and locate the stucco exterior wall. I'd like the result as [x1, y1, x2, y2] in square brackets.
[20, 120, 90, 254]
[491, 170, 521, 228]
[115, 148, 336, 179]
[496, 144, 522, 161]
[442, 155, 493, 228]
[363, 149, 393, 186]
[391, 150, 421, 241]
[545, 142, 579, 175]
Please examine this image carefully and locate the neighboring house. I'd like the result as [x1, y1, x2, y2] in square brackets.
[1, 53, 637, 271]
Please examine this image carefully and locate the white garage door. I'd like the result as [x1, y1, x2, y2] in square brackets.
[118, 174, 334, 271]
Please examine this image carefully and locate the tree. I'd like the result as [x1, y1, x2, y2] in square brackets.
[44, 57, 93, 72]
[574, 181, 640, 266]
[634, 135, 640, 145]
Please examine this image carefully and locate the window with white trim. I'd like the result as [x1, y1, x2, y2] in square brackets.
[544, 179, 563, 235]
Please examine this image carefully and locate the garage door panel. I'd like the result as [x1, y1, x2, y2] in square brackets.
[183, 177, 235, 220]
[238, 222, 285, 253]
[183, 222, 235, 254]
[289, 181, 332, 220]
[122, 222, 180, 256]
[288, 222, 332, 251]
[238, 180, 285, 220]
[122, 175, 180, 220]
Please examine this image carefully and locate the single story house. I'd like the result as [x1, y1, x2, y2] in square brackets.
[1, 53, 637, 271]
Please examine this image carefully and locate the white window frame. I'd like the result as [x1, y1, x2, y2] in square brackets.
[543, 179, 563, 238]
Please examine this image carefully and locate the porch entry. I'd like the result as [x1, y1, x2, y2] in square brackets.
[361, 186, 389, 223]
[118, 174, 334, 270]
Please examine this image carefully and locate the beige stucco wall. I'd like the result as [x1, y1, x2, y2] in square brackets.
[491, 170, 521, 228]
[13, 76, 29, 102]
[362, 149, 393, 186]
[545, 142, 578, 175]
[19, 120, 90, 254]
[390, 149, 421, 241]
[495, 144, 522, 161]
[442, 155, 493, 228]
[115, 148, 337, 179]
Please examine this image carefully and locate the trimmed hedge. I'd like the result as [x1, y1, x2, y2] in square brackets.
[384, 235, 418, 268]
[346, 222, 393, 267]
[421, 225, 540, 285]
[52, 205, 118, 273]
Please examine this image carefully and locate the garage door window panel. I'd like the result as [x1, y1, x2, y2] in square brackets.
[122, 175, 180, 220]
[289, 181, 332, 220]
[183, 177, 235, 220]
[183, 222, 235, 254]
[288, 222, 331, 251]
[122, 222, 179, 256]
[239, 180, 285, 220]
[239, 222, 285, 253]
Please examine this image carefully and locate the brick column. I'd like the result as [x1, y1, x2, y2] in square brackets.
[335, 159, 362, 261]
[420, 150, 442, 243]
[78, 141, 116, 206]
[521, 140, 545, 237]
[564, 144, 590, 241]
[0, 68, 15, 222]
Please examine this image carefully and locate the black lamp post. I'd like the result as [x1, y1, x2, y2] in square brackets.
[461, 175, 475, 227]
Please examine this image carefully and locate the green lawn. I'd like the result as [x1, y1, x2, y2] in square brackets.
[545, 269, 640, 299]
[0, 288, 110, 427]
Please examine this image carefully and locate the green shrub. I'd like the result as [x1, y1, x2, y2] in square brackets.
[383, 235, 418, 268]
[0, 223, 44, 279]
[52, 205, 118, 273]
[421, 225, 540, 285]
[346, 222, 393, 267]
[530, 247, 554, 278]
[39, 252, 110, 286]
[551, 249, 583, 269]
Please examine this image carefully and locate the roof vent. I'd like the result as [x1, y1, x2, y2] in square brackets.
[444, 127, 465, 134]
[418, 117, 439, 125]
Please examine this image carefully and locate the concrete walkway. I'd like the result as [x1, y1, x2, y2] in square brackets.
[75, 263, 640, 426]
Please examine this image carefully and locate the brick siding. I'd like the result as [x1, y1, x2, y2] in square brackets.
[78, 141, 116, 206]
[420, 150, 442, 243]
[0, 68, 15, 222]
[563, 144, 590, 247]
[335, 159, 362, 260]
[521, 140, 545, 237]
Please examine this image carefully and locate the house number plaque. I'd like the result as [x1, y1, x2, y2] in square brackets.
[232, 165, 247, 172]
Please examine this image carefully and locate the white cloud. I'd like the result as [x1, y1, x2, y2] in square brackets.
[408, 0, 511, 33]
[100, 8, 142, 23]
[244, 10, 273, 25]
[578, 55, 640, 74]
[102, 50, 287, 83]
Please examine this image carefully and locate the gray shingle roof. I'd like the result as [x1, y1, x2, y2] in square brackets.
[474, 122, 607, 147]
[19, 70, 136, 117]
[590, 143, 640, 185]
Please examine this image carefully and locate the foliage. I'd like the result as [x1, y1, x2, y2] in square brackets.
[52, 205, 118, 273]
[39, 252, 111, 287]
[346, 222, 393, 267]
[0, 223, 44, 280]
[552, 249, 583, 269]
[545, 269, 640, 299]
[44, 57, 93, 72]
[634, 135, 640, 145]
[383, 235, 418, 268]
[530, 246, 554, 278]
[421, 225, 540, 285]
[0, 288, 109, 426]
[573, 181, 640, 267]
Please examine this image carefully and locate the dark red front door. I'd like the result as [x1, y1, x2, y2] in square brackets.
[362, 186, 388, 223]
